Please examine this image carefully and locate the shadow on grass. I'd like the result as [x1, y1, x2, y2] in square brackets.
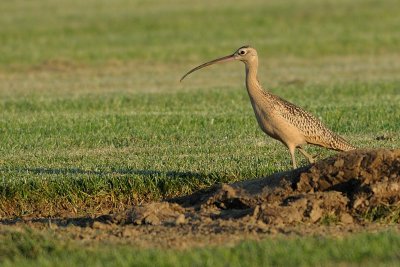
[23, 167, 207, 179]
[0, 166, 306, 226]
[0, 214, 115, 227]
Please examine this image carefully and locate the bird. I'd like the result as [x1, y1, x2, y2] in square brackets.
[180, 46, 356, 169]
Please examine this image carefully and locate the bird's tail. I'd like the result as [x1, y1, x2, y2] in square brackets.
[331, 133, 357, 151]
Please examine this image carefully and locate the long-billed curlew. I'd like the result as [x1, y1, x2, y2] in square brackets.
[180, 46, 356, 169]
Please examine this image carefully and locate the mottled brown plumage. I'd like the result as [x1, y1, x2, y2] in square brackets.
[181, 46, 356, 168]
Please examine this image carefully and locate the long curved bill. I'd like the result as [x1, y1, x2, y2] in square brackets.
[180, 54, 235, 82]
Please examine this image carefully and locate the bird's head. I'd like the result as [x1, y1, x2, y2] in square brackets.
[180, 45, 258, 82]
[233, 45, 258, 62]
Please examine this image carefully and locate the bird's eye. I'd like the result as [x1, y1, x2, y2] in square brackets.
[239, 50, 246, 55]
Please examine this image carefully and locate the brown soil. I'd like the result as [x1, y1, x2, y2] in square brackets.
[1, 149, 400, 248]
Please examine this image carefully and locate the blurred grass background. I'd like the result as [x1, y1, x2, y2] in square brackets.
[1, 0, 399, 67]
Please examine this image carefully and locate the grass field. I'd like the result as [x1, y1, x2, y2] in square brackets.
[1, 0, 400, 265]
[1, 228, 400, 267]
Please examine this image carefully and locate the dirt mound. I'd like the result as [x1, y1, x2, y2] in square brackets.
[118, 149, 400, 227]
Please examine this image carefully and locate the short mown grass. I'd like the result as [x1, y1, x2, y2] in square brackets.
[1, 80, 398, 215]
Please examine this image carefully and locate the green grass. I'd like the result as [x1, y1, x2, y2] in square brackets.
[1, 228, 400, 266]
[1, 0, 400, 265]
[0, 0, 400, 214]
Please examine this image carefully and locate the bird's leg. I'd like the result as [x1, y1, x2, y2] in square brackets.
[288, 146, 297, 169]
[298, 147, 315, 164]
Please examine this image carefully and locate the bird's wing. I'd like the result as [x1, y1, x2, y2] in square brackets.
[273, 95, 354, 150]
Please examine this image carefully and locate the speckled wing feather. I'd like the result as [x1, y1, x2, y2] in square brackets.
[271, 94, 356, 151]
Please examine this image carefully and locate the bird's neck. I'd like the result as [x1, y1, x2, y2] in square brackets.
[245, 59, 265, 97]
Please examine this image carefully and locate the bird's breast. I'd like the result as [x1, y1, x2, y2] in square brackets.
[250, 100, 279, 139]
[250, 99, 306, 146]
